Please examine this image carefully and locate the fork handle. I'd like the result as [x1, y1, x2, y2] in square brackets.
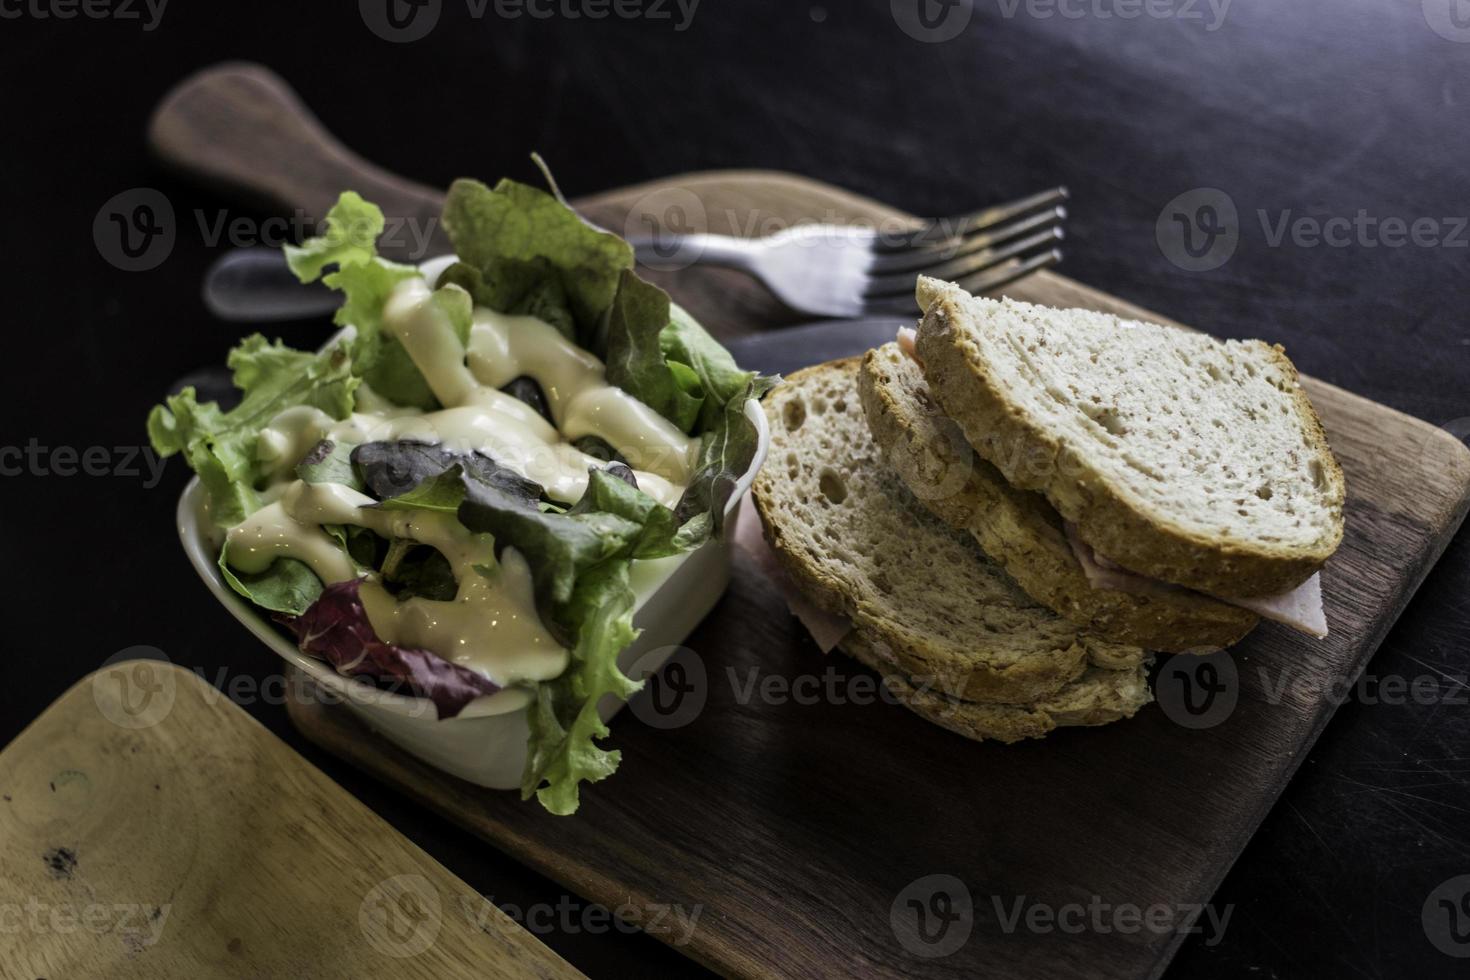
[625, 233, 763, 271]
[147, 62, 450, 258]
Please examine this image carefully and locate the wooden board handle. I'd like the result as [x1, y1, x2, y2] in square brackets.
[147, 62, 448, 254]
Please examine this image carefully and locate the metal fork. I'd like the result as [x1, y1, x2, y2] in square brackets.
[202, 188, 1066, 322]
[623, 186, 1067, 318]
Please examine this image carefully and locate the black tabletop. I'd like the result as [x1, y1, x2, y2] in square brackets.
[6, 2, 1470, 977]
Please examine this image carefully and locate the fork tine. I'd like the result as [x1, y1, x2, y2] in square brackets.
[861, 249, 1063, 316]
[867, 205, 1067, 274]
[871, 187, 1069, 254]
[864, 227, 1064, 299]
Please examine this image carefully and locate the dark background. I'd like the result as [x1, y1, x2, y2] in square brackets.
[5, 0, 1470, 977]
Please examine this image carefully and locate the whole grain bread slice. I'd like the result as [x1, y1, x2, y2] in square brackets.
[842, 630, 1152, 743]
[914, 277, 1346, 598]
[751, 357, 1147, 706]
[859, 341, 1259, 651]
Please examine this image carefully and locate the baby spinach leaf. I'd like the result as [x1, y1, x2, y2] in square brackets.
[297, 439, 363, 490]
[217, 544, 323, 617]
[351, 441, 541, 508]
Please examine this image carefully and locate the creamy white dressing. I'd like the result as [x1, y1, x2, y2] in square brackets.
[232, 271, 700, 690]
[228, 480, 568, 685]
[465, 307, 697, 483]
[256, 279, 690, 508]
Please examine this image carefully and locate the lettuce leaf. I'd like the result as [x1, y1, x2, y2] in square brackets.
[521, 559, 641, 815]
[604, 271, 704, 433]
[441, 177, 633, 343]
[148, 336, 359, 526]
[278, 578, 500, 719]
[286, 193, 432, 409]
[282, 190, 384, 280]
[297, 439, 362, 490]
[325, 523, 383, 568]
[662, 303, 763, 431]
[329, 259, 429, 408]
[218, 546, 323, 616]
[351, 442, 541, 510]
[456, 472, 645, 609]
[569, 465, 686, 559]
[676, 374, 779, 538]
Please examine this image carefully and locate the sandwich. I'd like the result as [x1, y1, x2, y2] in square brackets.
[906, 277, 1343, 640]
[750, 277, 1345, 741]
[752, 358, 1154, 743]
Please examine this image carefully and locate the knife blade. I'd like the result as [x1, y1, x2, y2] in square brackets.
[723, 318, 910, 376]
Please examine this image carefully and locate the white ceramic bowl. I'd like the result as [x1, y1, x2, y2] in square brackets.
[177, 400, 769, 788]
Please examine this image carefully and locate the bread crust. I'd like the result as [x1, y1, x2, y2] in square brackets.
[751, 358, 1146, 705]
[914, 283, 1346, 598]
[858, 343, 1259, 651]
[841, 630, 1153, 743]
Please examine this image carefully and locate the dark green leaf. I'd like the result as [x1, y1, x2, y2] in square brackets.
[603, 271, 703, 432]
[383, 544, 459, 602]
[218, 544, 323, 616]
[570, 468, 682, 559]
[351, 441, 541, 507]
[441, 177, 634, 343]
[297, 439, 363, 490]
[325, 523, 383, 568]
[662, 303, 762, 432]
[674, 374, 780, 538]
[456, 475, 644, 608]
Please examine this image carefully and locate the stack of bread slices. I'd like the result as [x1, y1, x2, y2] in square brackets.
[751, 277, 1346, 742]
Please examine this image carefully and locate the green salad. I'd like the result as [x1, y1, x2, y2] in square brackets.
[148, 174, 775, 814]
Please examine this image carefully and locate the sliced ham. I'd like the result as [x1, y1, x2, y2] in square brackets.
[1063, 521, 1328, 638]
[732, 495, 852, 652]
[1064, 522, 1184, 598]
[1223, 572, 1327, 638]
[896, 327, 921, 365]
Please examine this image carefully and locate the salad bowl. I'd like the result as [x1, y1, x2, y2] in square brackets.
[177, 399, 769, 789]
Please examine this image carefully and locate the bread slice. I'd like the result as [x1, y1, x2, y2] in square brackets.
[914, 277, 1346, 598]
[751, 357, 1148, 710]
[842, 631, 1151, 744]
[859, 342, 1259, 652]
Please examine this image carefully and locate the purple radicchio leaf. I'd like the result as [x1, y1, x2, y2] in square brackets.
[276, 578, 499, 719]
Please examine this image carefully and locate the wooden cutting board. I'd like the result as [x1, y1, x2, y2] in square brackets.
[275, 173, 1470, 980]
[0, 660, 579, 979]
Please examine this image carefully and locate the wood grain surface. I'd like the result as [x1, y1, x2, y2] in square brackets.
[275, 173, 1470, 979]
[0, 661, 580, 980]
